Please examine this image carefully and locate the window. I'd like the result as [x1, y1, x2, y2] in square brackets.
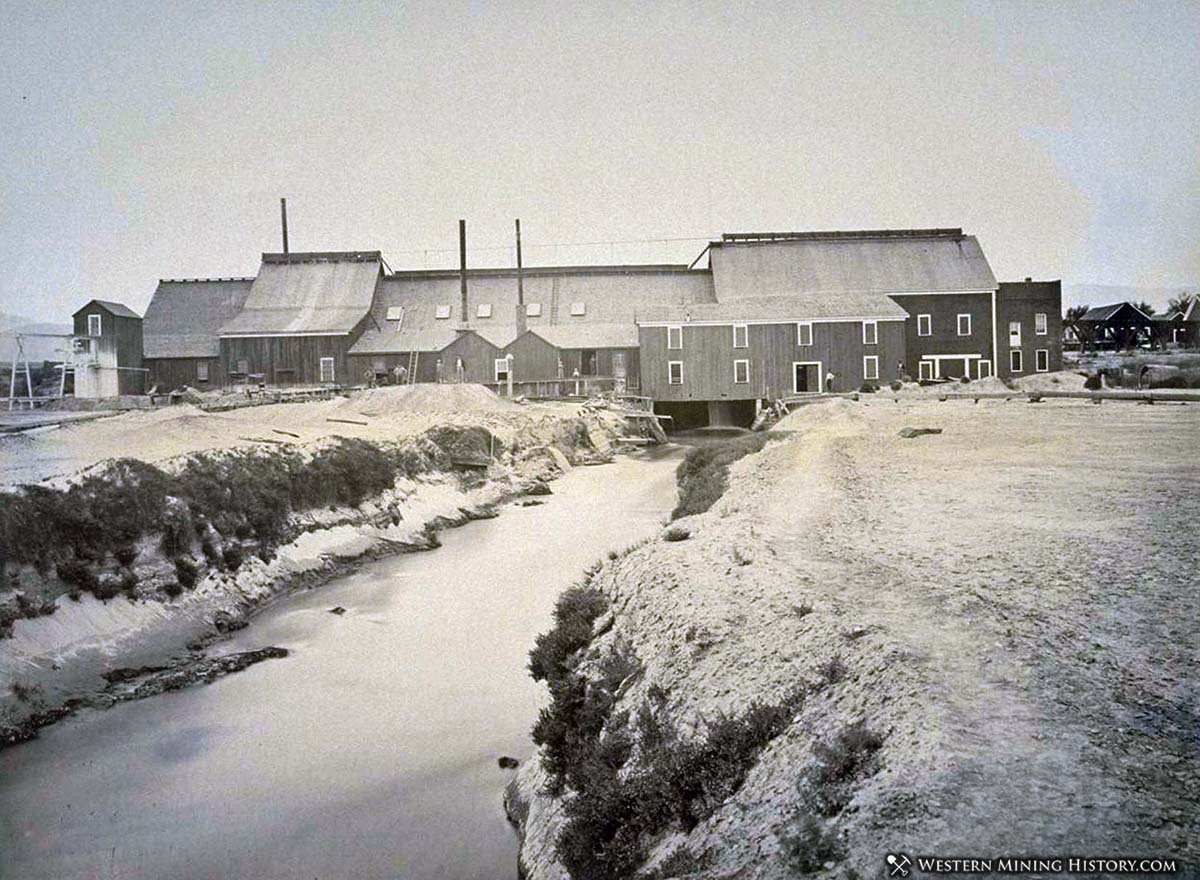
[733, 359, 749, 384]
[667, 325, 683, 350]
[797, 322, 813, 346]
[1009, 321, 1022, 346]
[386, 306, 404, 322]
[569, 302, 586, 316]
[863, 355, 879, 381]
[526, 302, 542, 317]
[668, 361, 683, 385]
[1036, 313, 1048, 335]
[917, 314, 932, 337]
[1035, 349, 1049, 372]
[977, 359, 992, 379]
[733, 324, 748, 349]
[319, 357, 335, 383]
[494, 357, 510, 382]
[919, 360, 934, 380]
[957, 314, 971, 336]
[1010, 350, 1023, 373]
[196, 362, 209, 382]
[476, 303, 492, 318]
[87, 314, 102, 336]
[372, 358, 386, 373]
[435, 304, 452, 320]
[236, 358, 249, 375]
[862, 321, 878, 345]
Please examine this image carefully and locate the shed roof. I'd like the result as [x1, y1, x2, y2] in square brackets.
[530, 323, 640, 349]
[219, 252, 381, 336]
[74, 299, 142, 319]
[638, 293, 908, 325]
[144, 278, 253, 358]
[709, 229, 997, 300]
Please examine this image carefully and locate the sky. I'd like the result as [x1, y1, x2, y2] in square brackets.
[1, 0, 1197, 323]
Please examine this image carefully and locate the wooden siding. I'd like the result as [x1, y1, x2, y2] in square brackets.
[889, 292, 994, 377]
[438, 331, 504, 384]
[996, 282, 1063, 377]
[146, 357, 225, 390]
[220, 335, 355, 385]
[505, 331, 562, 381]
[640, 320, 904, 401]
[73, 305, 145, 395]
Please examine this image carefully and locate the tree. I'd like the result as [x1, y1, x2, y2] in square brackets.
[1134, 300, 1156, 316]
[1063, 304, 1092, 350]
[1167, 292, 1194, 316]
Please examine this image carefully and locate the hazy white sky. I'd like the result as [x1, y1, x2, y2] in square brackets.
[2, 0, 1197, 321]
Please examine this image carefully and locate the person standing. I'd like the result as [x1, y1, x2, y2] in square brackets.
[825, 370, 835, 393]
[455, 357, 465, 383]
[435, 358, 444, 384]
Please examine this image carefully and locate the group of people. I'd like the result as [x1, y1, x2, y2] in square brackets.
[361, 364, 410, 388]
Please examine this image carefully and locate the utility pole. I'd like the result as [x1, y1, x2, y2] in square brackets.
[280, 198, 289, 255]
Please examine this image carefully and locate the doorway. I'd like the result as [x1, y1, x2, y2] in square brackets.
[793, 361, 823, 393]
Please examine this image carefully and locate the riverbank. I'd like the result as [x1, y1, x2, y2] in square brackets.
[509, 397, 1200, 878]
[0, 386, 637, 747]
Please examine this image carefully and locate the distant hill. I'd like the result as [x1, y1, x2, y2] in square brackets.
[0, 313, 75, 364]
[1064, 284, 1197, 315]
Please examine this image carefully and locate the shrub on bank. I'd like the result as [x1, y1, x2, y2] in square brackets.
[672, 434, 775, 520]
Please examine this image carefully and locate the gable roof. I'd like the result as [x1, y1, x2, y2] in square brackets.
[1080, 302, 1154, 323]
[143, 278, 253, 358]
[638, 293, 908, 325]
[708, 229, 997, 299]
[1184, 296, 1199, 322]
[74, 299, 141, 319]
[219, 252, 381, 336]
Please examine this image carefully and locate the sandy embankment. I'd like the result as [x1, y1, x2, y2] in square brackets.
[510, 396, 1200, 878]
[0, 385, 634, 745]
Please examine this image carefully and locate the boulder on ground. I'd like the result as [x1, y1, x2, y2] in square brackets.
[898, 427, 943, 439]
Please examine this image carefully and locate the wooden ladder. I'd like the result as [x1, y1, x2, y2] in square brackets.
[407, 350, 419, 382]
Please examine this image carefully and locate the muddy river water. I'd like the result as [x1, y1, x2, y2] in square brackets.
[0, 450, 682, 879]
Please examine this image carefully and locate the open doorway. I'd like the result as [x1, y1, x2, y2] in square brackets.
[793, 361, 823, 393]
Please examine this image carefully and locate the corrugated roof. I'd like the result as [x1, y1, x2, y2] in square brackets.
[74, 299, 142, 319]
[144, 279, 253, 357]
[639, 293, 908, 324]
[220, 252, 381, 335]
[530, 323, 640, 349]
[709, 230, 997, 299]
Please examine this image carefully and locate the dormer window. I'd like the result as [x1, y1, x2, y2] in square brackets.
[87, 314, 102, 336]
[570, 302, 586, 316]
[526, 303, 542, 317]
[477, 303, 493, 318]
[435, 305, 452, 320]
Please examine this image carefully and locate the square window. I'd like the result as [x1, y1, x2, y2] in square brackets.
[797, 322, 813, 346]
[435, 304, 452, 320]
[917, 314, 931, 337]
[863, 355, 879, 381]
[862, 321, 878, 345]
[196, 362, 209, 382]
[87, 314, 102, 336]
[386, 306, 403, 322]
[1036, 313, 1048, 335]
[372, 358, 386, 373]
[570, 302, 586, 316]
[526, 302, 542, 317]
[1010, 350, 1023, 373]
[236, 358, 249, 375]
[733, 359, 749, 383]
[957, 314, 971, 336]
[667, 325, 683, 350]
[668, 361, 683, 385]
[476, 303, 492, 318]
[733, 324, 748, 349]
[1036, 349, 1049, 372]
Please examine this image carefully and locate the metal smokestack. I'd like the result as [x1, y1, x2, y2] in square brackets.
[280, 198, 289, 255]
[459, 219, 468, 326]
[515, 218, 527, 335]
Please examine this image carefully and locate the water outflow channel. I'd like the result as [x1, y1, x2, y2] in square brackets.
[0, 449, 683, 880]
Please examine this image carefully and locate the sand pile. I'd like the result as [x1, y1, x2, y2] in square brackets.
[343, 384, 518, 415]
[965, 376, 1012, 393]
[1014, 370, 1088, 392]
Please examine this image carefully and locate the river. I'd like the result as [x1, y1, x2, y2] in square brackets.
[0, 449, 682, 880]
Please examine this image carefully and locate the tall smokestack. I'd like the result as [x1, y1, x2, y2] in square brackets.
[458, 219, 468, 328]
[515, 219, 527, 336]
[280, 198, 289, 255]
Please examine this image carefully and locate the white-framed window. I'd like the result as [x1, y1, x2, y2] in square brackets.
[526, 302, 542, 317]
[917, 314, 932, 337]
[797, 321, 813, 346]
[733, 359, 749, 384]
[1010, 350, 1023, 373]
[476, 303, 493, 318]
[863, 355, 879, 381]
[235, 358, 249, 375]
[386, 306, 403, 322]
[494, 357, 510, 382]
[196, 362, 209, 382]
[1035, 349, 1049, 372]
[570, 301, 586, 316]
[319, 357, 335, 383]
[733, 324, 748, 349]
[957, 314, 971, 336]
[435, 304, 452, 320]
[87, 314, 102, 336]
[862, 320, 878, 345]
[977, 359, 992, 379]
[668, 361, 683, 385]
[1036, 313, 1048, 335]
[1009, 321, 1022, 346]
[667, 325, 683, 350]
[919, 360, 934, 380]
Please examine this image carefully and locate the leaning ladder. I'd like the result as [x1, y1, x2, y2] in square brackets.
[407, 349, 419, 383]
